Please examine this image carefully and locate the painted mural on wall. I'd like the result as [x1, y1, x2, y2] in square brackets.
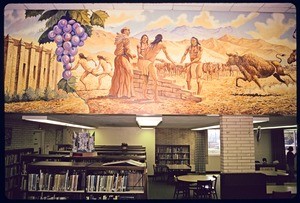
[4, 3, 296, 115]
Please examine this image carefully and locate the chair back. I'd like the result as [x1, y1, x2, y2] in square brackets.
[271, 191, 292, 199]
[212, 175, 218, 189]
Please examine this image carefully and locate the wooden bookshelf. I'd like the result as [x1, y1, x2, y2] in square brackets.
[25, 161, 147, 200]
[5, 148, 34, 199]
[155, 145, 190, 165]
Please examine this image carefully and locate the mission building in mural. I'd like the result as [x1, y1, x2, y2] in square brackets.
[4, 3, 297, 115]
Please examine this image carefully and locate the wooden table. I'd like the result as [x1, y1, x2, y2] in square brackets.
[177, 174, 214, 183]
[166, 164, 191, 171]
[267, 185, 297, 194]
[255, 170, 289, 177]
[166, 164, 191, 181]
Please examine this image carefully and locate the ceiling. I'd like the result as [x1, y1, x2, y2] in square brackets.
[4, 2, 296, 13]
[5, 113, 297, 130]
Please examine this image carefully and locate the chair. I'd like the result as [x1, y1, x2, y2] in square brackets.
[153, 164, 163, 181]
[192, 180, 213, 199]
[271, 191, 292, 199]
[211, 175, 218, 199]
[173, 175, 189, 199]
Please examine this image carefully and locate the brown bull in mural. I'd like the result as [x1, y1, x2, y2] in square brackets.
[287, 29, 296, 64]
[226, 53, 295, 89]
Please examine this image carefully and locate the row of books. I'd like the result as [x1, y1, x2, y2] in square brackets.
[5, 154, 19, 165]
[86, 195, 135, 200]
[27, 171, 144, 192]
[5, 166, 19, 178]
[5, 178, 18, 191]
[28, 170, 84, 191]
[86, 172, 143, 192]
[158, 154, 188, 159]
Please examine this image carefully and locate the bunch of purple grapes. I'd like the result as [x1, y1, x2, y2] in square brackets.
[48, 18, 88, 80]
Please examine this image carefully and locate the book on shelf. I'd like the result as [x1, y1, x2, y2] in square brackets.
[102, 159, 146, 167]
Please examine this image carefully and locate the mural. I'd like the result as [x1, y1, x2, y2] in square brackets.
[4, 3, 297, 115]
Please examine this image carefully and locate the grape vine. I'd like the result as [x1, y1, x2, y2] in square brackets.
[48, 18, 89, 92]
[25, 9, 109, 93]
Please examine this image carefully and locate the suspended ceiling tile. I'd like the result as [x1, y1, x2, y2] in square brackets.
[83, 3, 114, 10]
[172, 3, 203, 11]
[143, 3, 174, 10]
[262, 3, 294, 8]
[5, 3, 27, 10]
[24, 3, 56, 10]
[286, 8, 296, 13]
[259, 7, 291, 13]
[112, 3, 144, 10]
[230, 3, 263, 12]
[52, 3, 84, 10]
[202, 3, 234, 12]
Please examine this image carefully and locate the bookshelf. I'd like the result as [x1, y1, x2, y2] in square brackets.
[155, 145, 190, 165]
[25, 161, 147, 200]
[5, 148, 34, 199]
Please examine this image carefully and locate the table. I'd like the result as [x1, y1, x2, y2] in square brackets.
[267, 185, 297, 194]
[177, 174, 214, 183]
[166, 164, 191, 171]
[177, 174, 216, 199]
[255, 170, 289, 177]
[255, 170, 289, 184]
[166, 164, 191, 181]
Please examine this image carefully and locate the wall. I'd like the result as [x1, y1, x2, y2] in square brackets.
[4, 117, 58, 153]
[254, 129, 272, 163]
[93, 127, 155, 175]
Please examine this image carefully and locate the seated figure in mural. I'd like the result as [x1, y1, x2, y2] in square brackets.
[180, 37, 203, 95]
[142, 34, 176, 102]
[109, 27, 136, 98]
[72, 53, 101, 90]
[96, 55, 114, 90]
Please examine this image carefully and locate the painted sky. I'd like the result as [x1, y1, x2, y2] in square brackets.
[4, 4, 296, 49]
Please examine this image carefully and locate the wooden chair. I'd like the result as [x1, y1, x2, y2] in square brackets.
[153, 164, 163, 181]
[192, 180, 213, 199]
[271, 191, 292, 199]
[173, 175, 189, 199]
[211, 175, 218, 199]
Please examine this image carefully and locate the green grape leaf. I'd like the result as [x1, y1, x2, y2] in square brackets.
[67, 76, 77, 89]
[69, 10, 91, 26]
[38, 10, 59, 21]
[82, 25, 92, 37]
[25, 10, 44, 18]
[38, 27, 53, 44]
[45, 10, 68, 28]
[57, 77, 77, 93]
[90, 10, 109, 28]
[57, 78, 67, 90]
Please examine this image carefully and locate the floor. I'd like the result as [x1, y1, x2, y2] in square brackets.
[147, 174, 221, 199]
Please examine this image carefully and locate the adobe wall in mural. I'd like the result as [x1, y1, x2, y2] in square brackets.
[4, 4, 297, 115]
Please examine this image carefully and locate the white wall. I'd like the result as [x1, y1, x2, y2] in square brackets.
[206, 155, 221, 172]
[254, 130, 272, 163]
[93, 127, 155, 175]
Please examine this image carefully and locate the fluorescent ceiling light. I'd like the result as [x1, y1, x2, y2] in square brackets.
[136, 116, 162, 128]
[253, 117, 269, 123]
[254, 125, 297, 130]
[191, 125, 220, 131]
[192, 117, 270, 131]
[22, 116, 95, 129]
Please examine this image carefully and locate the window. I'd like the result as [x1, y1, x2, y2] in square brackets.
[284, 129, 297, 155]
[208, 129, 220, 155]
